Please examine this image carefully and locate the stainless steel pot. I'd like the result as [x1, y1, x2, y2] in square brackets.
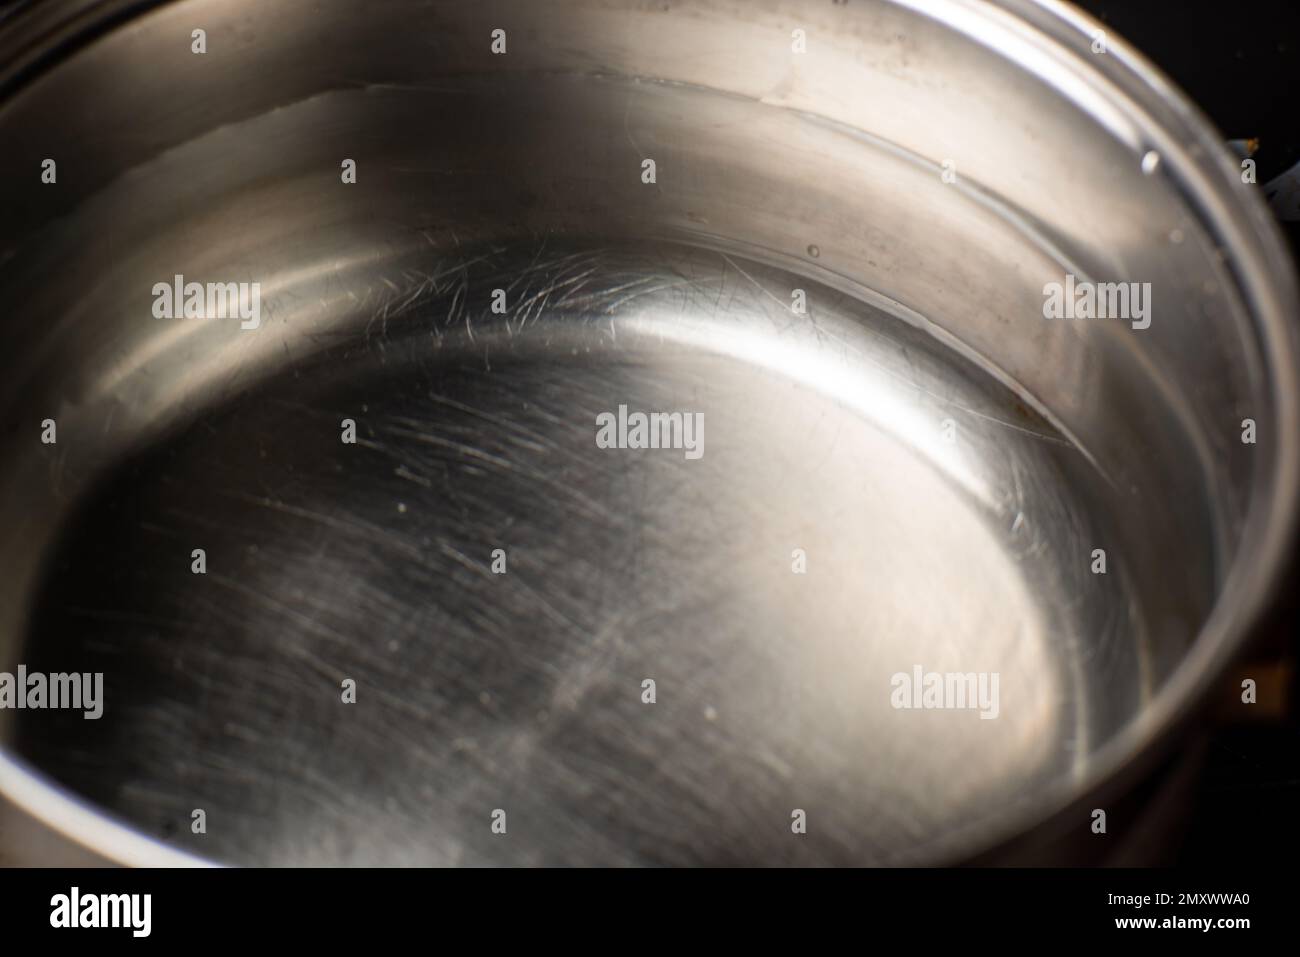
[0, 0, 1296, 866]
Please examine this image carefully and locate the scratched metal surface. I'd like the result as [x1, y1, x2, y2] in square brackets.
[11, 242, 1137, 865]
[0, 0, 1295, 865]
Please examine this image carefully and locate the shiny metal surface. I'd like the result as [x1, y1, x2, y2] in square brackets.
[0, 0, 1296, 866]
